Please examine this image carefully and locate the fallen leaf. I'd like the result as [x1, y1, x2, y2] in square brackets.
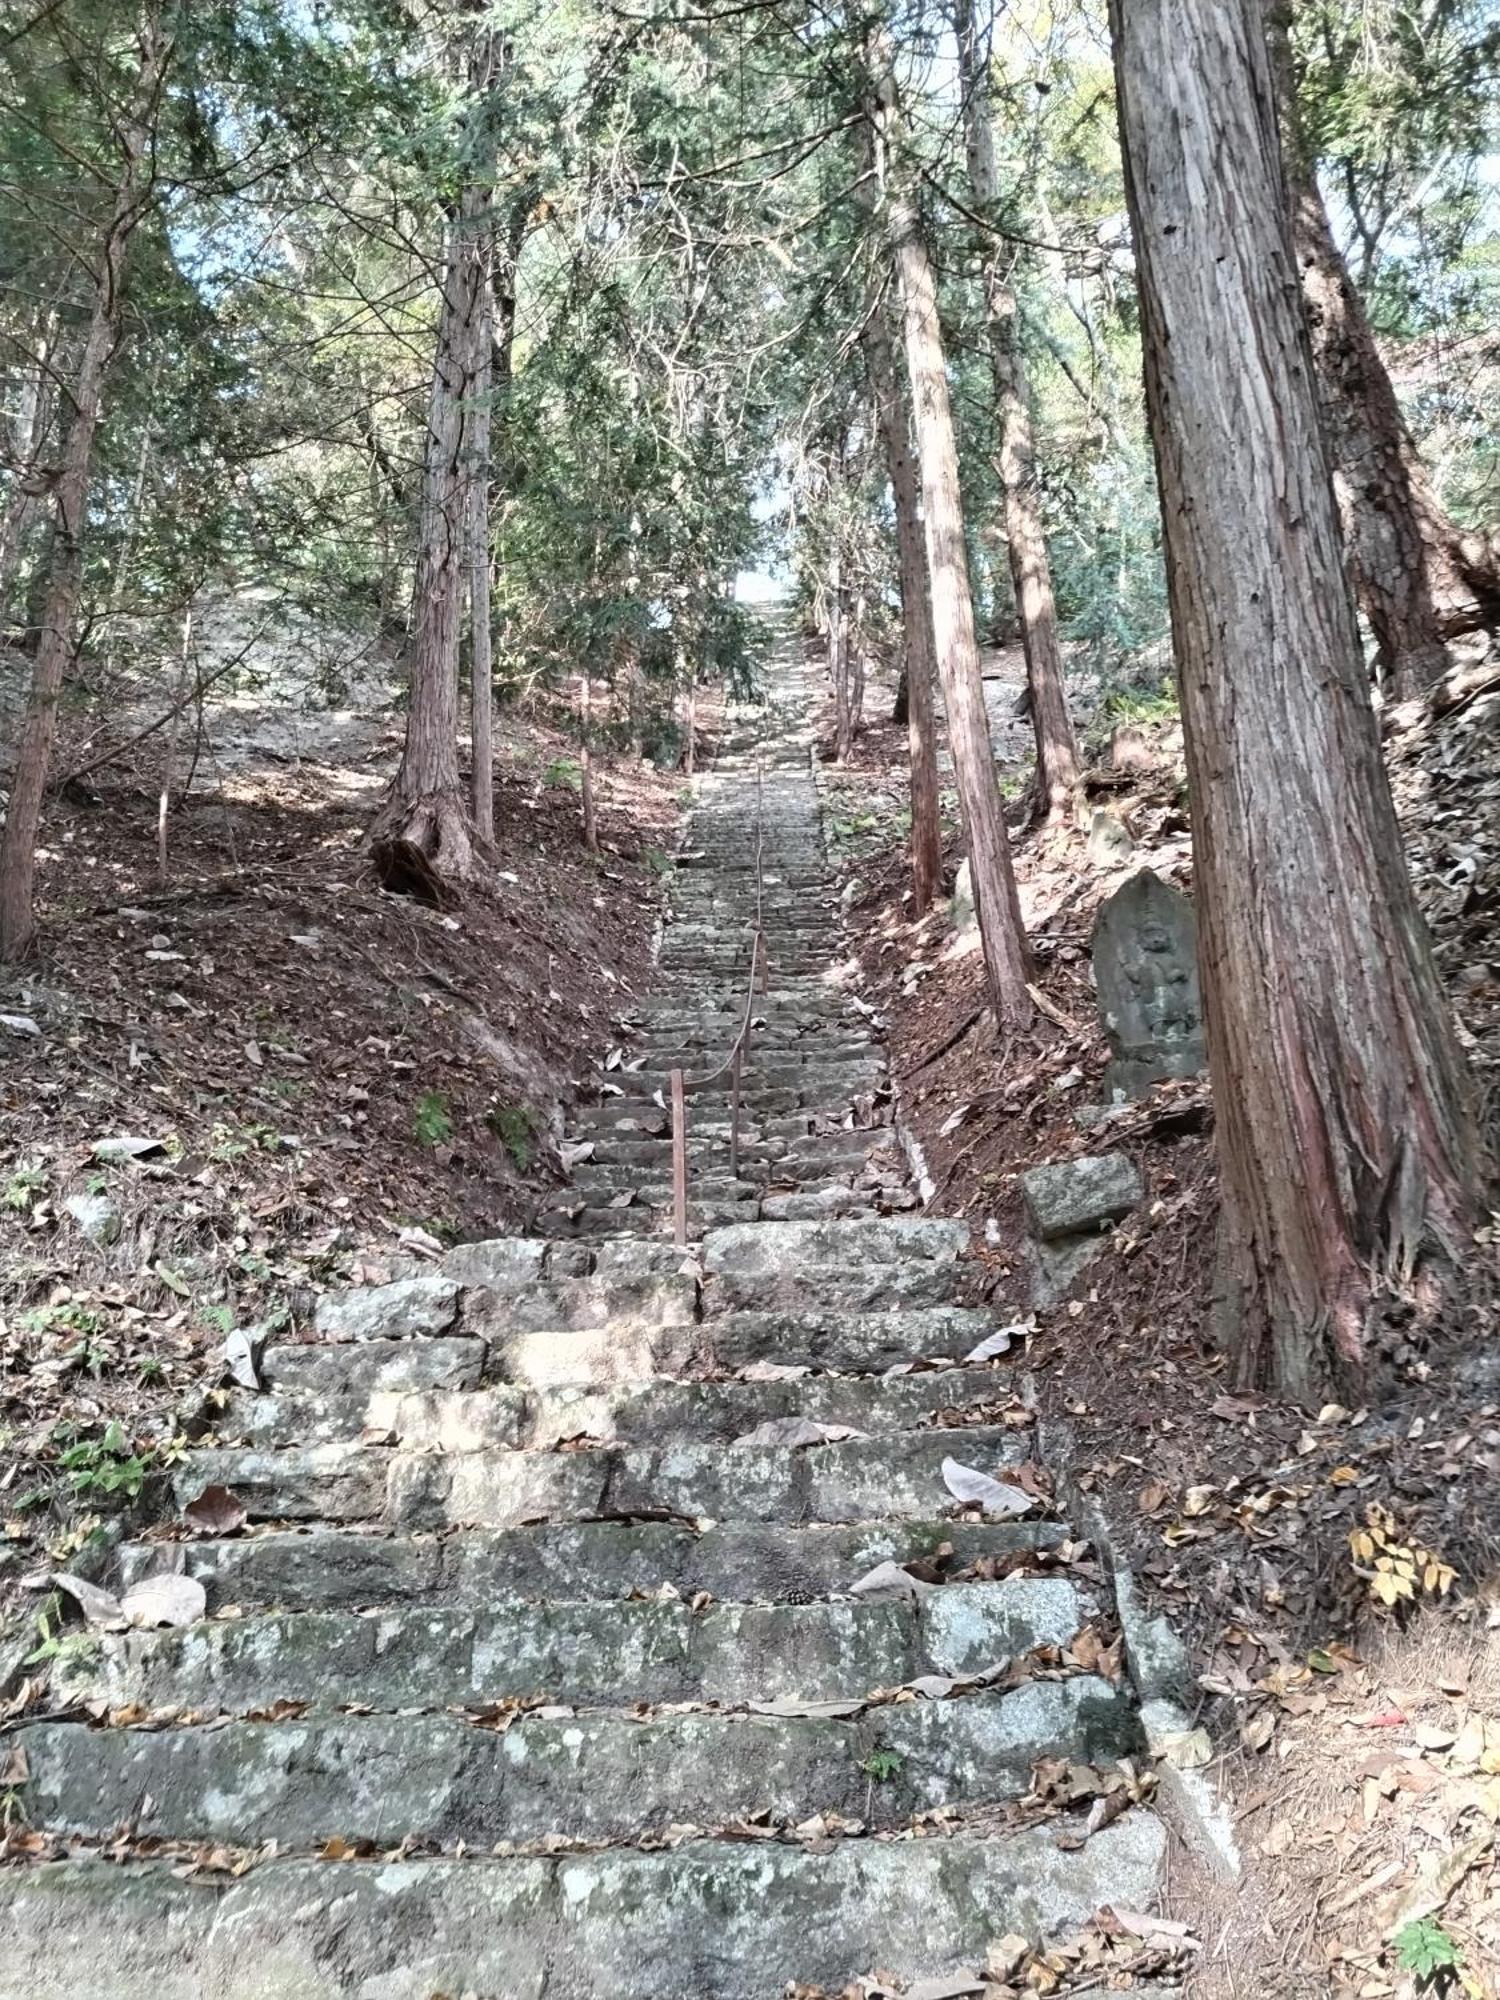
[963, 1325, 1024, 1363]
[940, 1457, 1034, 1518]
[748, 1697, 866, 1720]
[51, 1572, 127, 1630]
[181, 1486, 247, 1538]
[119, 1574, 207, 1630]
[734, 1417, 864, 1448]
[849, 1560, 936, 1603]
[223, 1328, 264, 1392]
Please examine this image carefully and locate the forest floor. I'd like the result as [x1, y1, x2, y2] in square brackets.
[818, 637, 1500, 2000]
[0, 639, 687, 1628]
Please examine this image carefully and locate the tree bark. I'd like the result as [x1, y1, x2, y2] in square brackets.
[0, 311, 60, 629]
[867, 51, 1032, 1025]
[0, 22, 165, 961]
[829, 548, 852, 762]
[952, 0, 1082, 822]
[1111, 0, 1482, 1401]
[468, 225, 495, 845]
[1265, 4, 1498, 697]
[370, 35, 497, 895]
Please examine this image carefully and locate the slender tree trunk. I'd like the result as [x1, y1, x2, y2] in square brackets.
[829, 548, 852, 762]
[371, 30, 497, 894]
[868, 53, 1032, 1025]
[1111, 0, 1482, 1400]
[0, 23, 165, 961]
[952, 0, 1081, 823]
[468, 234, 495, 845]
[1265, 4, 1496, 696]
[579, 675, 598, 852]
[0, 312, 59, 627]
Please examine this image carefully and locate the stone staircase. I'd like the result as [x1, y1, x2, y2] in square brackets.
[0, 626, 1167, 1997]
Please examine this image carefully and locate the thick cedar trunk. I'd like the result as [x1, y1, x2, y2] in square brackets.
[952, 0, 1081, 821]
[869, 64, 1031, 1024]
[0, 26, 163, 961]
[1265, 6, 1497, 695]
[1111, 0, 1482, 1400]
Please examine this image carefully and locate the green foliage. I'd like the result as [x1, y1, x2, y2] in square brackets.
[3, 1165, 45, 1212]
[1394, 1917, 1462, 1985]
[54, 1421, 151, 1502]
[414, 1092, 454, 1147]
[543, 757, 584, 794]
[486, 1103, 537, 1172]
[858, 1747, 904, 1783]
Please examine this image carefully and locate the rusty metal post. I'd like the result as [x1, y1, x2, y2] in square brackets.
[670, 1067, 687, 1247]
[729, 1043, 742, 1180]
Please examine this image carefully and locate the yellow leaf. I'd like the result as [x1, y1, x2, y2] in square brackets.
[1351, 1531, 1376, 1564]
[1328, 1465, 1360, 1487]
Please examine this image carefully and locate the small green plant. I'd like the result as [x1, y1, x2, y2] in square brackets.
[414, 1091, 453, 1146]
[642, 846, 673, 879]
[487, 1102, 536, 1171]
[858, 1746, 904, 1783]
[1100, 682, 1180, 729]
[543, 756, 583, 793]
[199, 1302, 235, 1337]
[4, 1164, 46, 1212]
[210, 1119, 285, 1161]
[136, 1356, 167, 1385]
[1394, 1917, 1462, 1987]
[24, 1591, 102, 1669]
[54, 1421, 151, 1502]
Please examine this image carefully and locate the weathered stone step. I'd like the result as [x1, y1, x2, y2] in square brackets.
[387, 1425, 1031, 1530]
[221, 1362, 1022, 1452]
[703, 1217, 969, 1312]
[16, 1676, 1132, 1846]
[609, 1060, 883, 1096]
[117, 1516, 1066, 1611]
[54, 1577, 1085, 1713]
[0, 1822, 1166, 2000]
[703, 1304, 996, 1372]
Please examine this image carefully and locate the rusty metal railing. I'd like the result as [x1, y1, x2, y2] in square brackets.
[669, 756, 768, 1247]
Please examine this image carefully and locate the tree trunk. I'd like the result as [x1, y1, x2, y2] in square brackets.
[0, 311, 59, 629]
[829, 549, 852, 762]
[1111, 0, 1482, 1400]
[952, 0, 1082, 823]
[0, 23, 164, 961]
[868, 55, 1032, 1025]
[579, 675, 598, 852]
[1265, 5, 1497, 696]
[371, 31, 497, 896]
[468, 229, 495, 845]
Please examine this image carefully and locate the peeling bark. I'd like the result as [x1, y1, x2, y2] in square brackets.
[1112, 0, 1483, 1400]
[1265, 4, 1498, 697]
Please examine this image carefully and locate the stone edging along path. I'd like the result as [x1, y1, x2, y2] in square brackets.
[0, 626, 1177, 1998]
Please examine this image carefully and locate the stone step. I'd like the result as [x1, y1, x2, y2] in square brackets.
[53, 1576, 1086, 1713]
[15, 1676, 1133, 1847]
[385, 1424, 1031, 1531]
[220, 1362, 1022, 1451]
[703, 1304, 997, 1372]
[0, 1823, 1166, 2000]
[117, 1517, 1067, 1611]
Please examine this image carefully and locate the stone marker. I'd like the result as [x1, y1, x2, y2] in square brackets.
[1090, 869, 1206, 1101]
[1019, 1153, 1142, 1242]
[1018, 1151, 1144, 1309]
